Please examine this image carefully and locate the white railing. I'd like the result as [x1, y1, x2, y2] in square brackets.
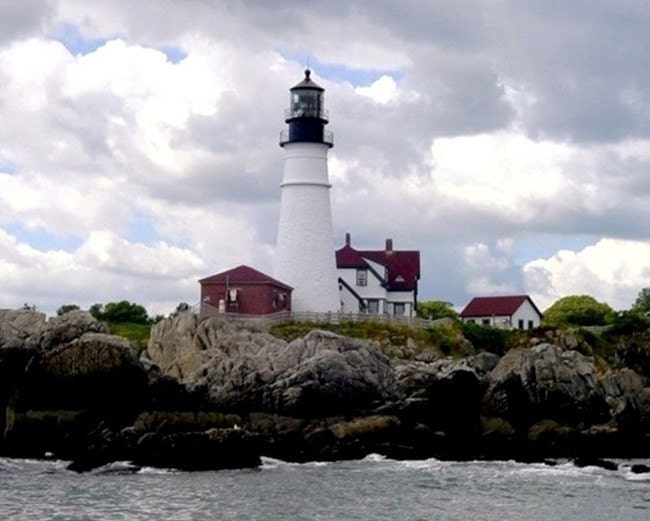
[194, 304, 439, 330]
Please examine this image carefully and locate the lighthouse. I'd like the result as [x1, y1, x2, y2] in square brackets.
[274, 70, 340, 312]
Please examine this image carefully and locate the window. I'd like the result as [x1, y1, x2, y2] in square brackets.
[367, 300, 379, 314]
[482, 319, 490, 325]
[528, 320, 534, 330]
[356, 269, 367, 286]
[518, 319, 524, 330]
[393, 303, 405, 316]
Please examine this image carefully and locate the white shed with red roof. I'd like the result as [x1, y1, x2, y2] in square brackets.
[459, 295, 542, 330]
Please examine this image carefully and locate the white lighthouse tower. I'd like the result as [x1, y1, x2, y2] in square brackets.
[275, 70, 340, 312]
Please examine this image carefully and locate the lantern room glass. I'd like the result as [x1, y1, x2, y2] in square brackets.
[290, 89, 324, 118]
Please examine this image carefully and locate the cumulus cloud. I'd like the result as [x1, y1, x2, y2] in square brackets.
[1, 0, 649, 316]
[523, 239, 650, 311]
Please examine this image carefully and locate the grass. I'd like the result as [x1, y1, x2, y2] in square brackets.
[270, 319, 491, 360]
[106, 322, 152, 350]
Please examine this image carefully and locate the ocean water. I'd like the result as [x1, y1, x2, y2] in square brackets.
[1, 455, 649, 520]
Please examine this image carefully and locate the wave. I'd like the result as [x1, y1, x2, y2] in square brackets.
[89, 461, 142, 475]
[260, 456, 333, 469]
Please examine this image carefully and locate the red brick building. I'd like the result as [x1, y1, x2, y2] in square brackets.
[199, 265, 292, 315]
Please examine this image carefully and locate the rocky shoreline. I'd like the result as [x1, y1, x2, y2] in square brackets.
[1, 309, 649, 473]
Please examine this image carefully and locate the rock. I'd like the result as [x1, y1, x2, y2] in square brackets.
[0, 309, 105, 351]
[66, 423, 123, 473]
[20, 333, 148, 412]
[599, 368, 650, 431]
[525, 419, 576, 458]
[145, 316, 395, 415]
[483, 343, 609, 429]
[468, 351, 501, 376]
[394, 358, 483, 439]
[4, 332, 149, 457]
[132, 428, 261, 471]
[573, 457, 619, 471]
[479, 416, 516, 458]
[36, 310, 108, 351]
[0, 309, 47, 349]
[129, 410, 241, 434]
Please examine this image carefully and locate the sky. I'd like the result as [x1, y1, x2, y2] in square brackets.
[1, 0, 649, 317]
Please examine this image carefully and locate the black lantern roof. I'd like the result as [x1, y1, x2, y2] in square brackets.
[290, 69, 324, 91]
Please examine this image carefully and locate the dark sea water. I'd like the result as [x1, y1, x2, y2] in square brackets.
[1, 455, 649, 520]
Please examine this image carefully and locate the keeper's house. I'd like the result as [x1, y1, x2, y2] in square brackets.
[336, 233, 420, 317]
[199, 265, 292, 315]
[459, 295, 542, 330]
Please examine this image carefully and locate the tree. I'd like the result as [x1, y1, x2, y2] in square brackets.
[169, 302, 191, 318]
[88, 300, 150, 324]
[631, 288, 650, 315]
[88, 303, 103, 320]
[543, 295, 615, 327]
[57, 304, 80, 316]
[417, 300, 458, 320]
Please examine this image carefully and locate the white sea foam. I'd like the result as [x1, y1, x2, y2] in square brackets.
[362, 453, 387, 462]
[90, 461, 142, 475]
[137, 465, 178, 475]
[260, 456, 332, 469]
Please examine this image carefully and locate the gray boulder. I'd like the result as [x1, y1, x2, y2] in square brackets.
[599, 368, 650, 431]
[19, 332, 147, 411]
[393, 356, 485, 438]
[36, 310, 108, 351]
[483, 343, 609, 428]
[0, 309, 47, 349]
[144, 315, 395, 415]
[0, 309, 107, 351]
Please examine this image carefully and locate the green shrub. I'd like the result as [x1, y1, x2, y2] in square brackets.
[604, 311, 650, 338]
[460, 322, 511, 356]
[107, 322, 151, 350]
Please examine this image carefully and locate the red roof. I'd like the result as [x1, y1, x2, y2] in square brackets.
[199, 265, 292, 290]
[460, 295, 541, 318]
[336, 244, 370, 269]
[335, 239, 420, 292]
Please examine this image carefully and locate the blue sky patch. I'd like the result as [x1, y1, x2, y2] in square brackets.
[514, 233, 598, 265]
[52, 23, 110, 55]
[126, 210, 160, 246]
[1, 158, 18, 174]
[160, 45, 187, 64]
[280, 50, 402, 87]
[7, 223, 83, 253]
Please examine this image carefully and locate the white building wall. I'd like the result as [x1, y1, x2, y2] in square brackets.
[275, 142, 340, 312]
[386, 291, 416, 317]
[463, 301, 541, 329]
[337, 268, 416, 317]
[511, 300, 542, 329]
[338, 267, 385, 313]
[465, 315, 513, 328]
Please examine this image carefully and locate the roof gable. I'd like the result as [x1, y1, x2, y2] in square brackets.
[460, 295, 541, 318]
[335, 244, 370, 269]
[335, 241, 420, 292]
[199, 265, 292, 290]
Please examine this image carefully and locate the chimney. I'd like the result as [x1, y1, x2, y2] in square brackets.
[385, 238, 393, 254]
[345, 232, 351, 246]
